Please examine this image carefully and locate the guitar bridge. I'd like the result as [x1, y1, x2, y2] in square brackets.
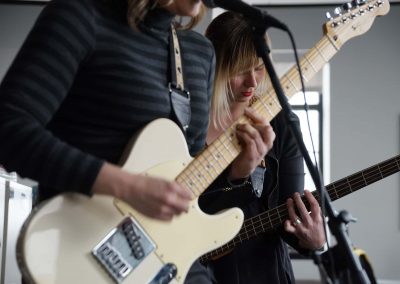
[92, 217, 156, 283]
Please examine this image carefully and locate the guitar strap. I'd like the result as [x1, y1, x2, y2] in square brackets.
[169, 25, 191, 134]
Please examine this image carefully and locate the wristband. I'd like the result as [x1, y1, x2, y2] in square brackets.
[226, 176, 249, 188]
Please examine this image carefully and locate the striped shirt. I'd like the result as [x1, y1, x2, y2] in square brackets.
[0, 0, 215, 199]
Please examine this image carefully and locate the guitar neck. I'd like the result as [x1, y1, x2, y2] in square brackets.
[201, 154, 400, 262]
[177, 35, 338, 198]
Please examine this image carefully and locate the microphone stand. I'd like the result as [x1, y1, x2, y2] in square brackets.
[247, 12, 371, 284]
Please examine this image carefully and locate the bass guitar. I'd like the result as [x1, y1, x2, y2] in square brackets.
[200, 154, 400, 262]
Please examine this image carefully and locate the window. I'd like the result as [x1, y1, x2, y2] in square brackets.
[273, 50, 331, 190]
[290, 91, 323, 191]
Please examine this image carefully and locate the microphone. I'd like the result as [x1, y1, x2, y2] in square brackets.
[201, 0, 288, 31]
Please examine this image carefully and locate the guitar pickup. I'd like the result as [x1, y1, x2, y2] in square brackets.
[92, 217, 156, 283]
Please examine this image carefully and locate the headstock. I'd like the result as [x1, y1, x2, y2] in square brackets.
[323, 0, 390, 48]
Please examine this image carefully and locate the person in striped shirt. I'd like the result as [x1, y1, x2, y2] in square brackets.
[0, 0, 274, 283]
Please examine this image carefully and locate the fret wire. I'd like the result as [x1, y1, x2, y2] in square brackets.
[304, 53, 318, 73]
[284, 74, 299, 93]
[364, 165, 385, 178]
[198, 154, 219, 179]
[258, 214, 265, 232]
[337, 180, 361, 193]
[331, 183, 340, 199]
[200, 155, 221, 176]
[380, 159, 399, 170]
[377, 164, 385, 179]
[360, 171, 368, 187]
[209, 141, 230, 169]
[191, 159, 213, 185]
[257, 93, 279, 114]
[181, 167, 202, 195]
[305, 49, 321, 71]
[382, 163, 400, 176]
[305, 42, 328, 69]
[364, 169, 383, 183]
[381, 163, 399, 176]
[345, 177, 354, 193]
[248, 218, 257, 238]
[300, 70, 308, 82]
[314, 39, 330, 63]
[269, 94, 281, 110]
[184, 163, 206, 189]
[183, 179, 201, 196]
[257, 97, 275, 117]
[253, 214, 263, 227]
[221, 132, 239, 159]
[331, 180, 350, 195]
[175, 170, 196, 195]
[347, 174, 365, 188]
[207, 147, 226, 172]
[325, 34, 340, 51]
[181, 180, 198, 196]
[243, 223, 249, 239]
[271, 207, 280, 224]
[210, 151, 225, 170]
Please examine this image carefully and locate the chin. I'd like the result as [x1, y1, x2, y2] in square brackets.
[184, 2, 202, 17]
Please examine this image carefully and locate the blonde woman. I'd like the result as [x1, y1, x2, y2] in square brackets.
[199, 11, 326, 284]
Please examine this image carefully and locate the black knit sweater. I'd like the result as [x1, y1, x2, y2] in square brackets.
[0, 0, 215, 200]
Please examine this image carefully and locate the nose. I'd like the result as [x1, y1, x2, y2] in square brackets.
[244, 70, 257, 89]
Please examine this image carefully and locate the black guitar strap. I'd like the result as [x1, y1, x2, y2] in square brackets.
[169, 25, 191, 134]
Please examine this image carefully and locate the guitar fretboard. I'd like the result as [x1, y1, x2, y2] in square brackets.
[177, 35, 338, 198]
[201, 154, 400, 262]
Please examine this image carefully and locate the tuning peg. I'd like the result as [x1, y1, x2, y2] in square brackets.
[342, 2, 352, 11]
[326, 11, 333, 20]
[334, 7, 342, 15]
[367, 4, 375, 11]
[326, 11, 341, 27]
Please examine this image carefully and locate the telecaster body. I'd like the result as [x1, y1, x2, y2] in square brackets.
[17, 119, 244, 284]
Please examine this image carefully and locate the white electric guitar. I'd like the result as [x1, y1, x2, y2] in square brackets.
[17, 1, 389, 283]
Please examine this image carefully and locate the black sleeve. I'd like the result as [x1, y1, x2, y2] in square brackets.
[0, 0, 103, 194]
[272, 112, 314, 255]
[198, 164, 257, 214]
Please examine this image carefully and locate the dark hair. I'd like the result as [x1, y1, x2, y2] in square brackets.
[126, 0, 207, 30]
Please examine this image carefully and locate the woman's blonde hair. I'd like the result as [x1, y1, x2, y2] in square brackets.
[205, 12, 271, 130]
[127, 0, 207, 30]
